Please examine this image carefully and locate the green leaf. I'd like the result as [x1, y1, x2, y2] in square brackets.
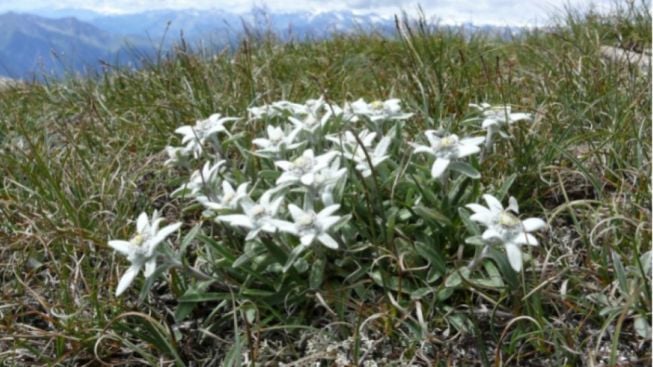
[310, 256, 326, 289]
[414, 241, 446, 276]
[458, 207, 481, 235]
[445, 266, 471, 288]
[448, 161, 480, 179]
[181, 223, 202, 253]
[611, 250, 629, 294]
[496, 173, 517, 201]
[414, 205, 452, 226]
[411, 287, 435, 300]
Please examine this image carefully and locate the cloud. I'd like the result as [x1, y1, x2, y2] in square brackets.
[0, 0, 617, 25]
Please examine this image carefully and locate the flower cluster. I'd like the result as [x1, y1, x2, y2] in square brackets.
[107, 97, 544, 298]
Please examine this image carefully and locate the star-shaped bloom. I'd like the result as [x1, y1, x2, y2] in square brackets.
[412, 131, 484, 179]
[288, 96, 337, 133]
[196, 181, 249, 212]
[216, 191, 285, 240]
[163, 145, 192, 166]
[252, 125, 303, 156]
[347, 98, 413, 122]
[344, 135, 392, 177]
[171, 160, 225, 197]
[466, 194, 546, 272]
[469, 103, 532, 147]
[248, 100, 309, 119]
[274, 149, 339, 187]
[274, 204, 343, 249]
[108, 211, 182, 296]
[326, 129, 377, 150]
[175, 113, 239, 158]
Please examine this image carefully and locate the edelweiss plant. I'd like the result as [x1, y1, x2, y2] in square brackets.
[108, 211, 181, 296]
[469, 103, 532, 149]
[466, 194, 546, 271]
[411, 131, 484, 179]
[106, 95, 548, 357]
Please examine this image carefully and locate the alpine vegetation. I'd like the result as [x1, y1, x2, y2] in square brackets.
[107, 96, 550, 323]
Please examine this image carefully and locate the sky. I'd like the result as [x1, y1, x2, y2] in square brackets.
[0, 0, 617, 26]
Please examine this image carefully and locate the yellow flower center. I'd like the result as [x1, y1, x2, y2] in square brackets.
[298, 213, 316, 230]
[130, 234, 144, 246]
[370, 100, 384, 110]
[499, 211, 520, 228]
[440, 135, 458, 147]
[251, 205, 266, 218]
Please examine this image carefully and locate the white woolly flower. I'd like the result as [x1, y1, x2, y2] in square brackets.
[412, 131, 484, 179]
[347, 98, 413, 122]
[466, 194, 546, 272]
[275, 204, 342, 249]
[174, 113, 239, 158]
[163, 145, 192, 166]
[288, 96, 338, 133]
[171, 160, 225, 197]
[216, 191, 284, 240]
[469, 103, 532, 148]
[344, 135, 392, 177]
[248, 100, 309, 119]
[252, 125, 302, 156]
[275, 149, 339, 187]
[108, 211, 182, 296]
[326, 129, 377, 150]
[196, 181, 249, 212]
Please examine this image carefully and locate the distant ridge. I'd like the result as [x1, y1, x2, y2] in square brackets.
[0, 9, 525, 79]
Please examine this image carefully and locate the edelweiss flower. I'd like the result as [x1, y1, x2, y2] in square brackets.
[163, 145, 192, 166]
[248, 100, 308, 119]
[216, 191, 284, 240]
[175, 113, 239, 157]
[275, 204, 342, 249]
[344, 135, 392, 177]
[196, 181, 249, 212]
[288, 97, 337, 133]
[252, 125, 302, 156]
[469, 103, 531, 148]
[275, 149, 339, 187]
[326, 129, 377, 150]
[108, 211, 182, 296]
[347, 98, 413, 122]
[171, 160, 225, 197]
[466, 194, 546, 271]
[412, 131, 484, 179]
[312, 160, 347, 205]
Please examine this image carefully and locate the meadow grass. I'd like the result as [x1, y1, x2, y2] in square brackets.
[0, 3, 650, 366]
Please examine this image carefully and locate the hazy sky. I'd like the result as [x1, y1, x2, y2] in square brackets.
[0, 0, 616, 25]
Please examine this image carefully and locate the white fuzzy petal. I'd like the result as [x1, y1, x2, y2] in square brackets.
[505, 243, 523, 272]
[116, 264, 140, 296]
[317, 233, 339, 249]
[143, 259, 157, 278]
[514, 232, 539, 246]
[108, 240, 138, 256]
[482, 194, 504, 214]
[149, 222, 182, 250]
[136, 212, 149, 233]
[522, 218, 546, 232]
[456, 144, 481, 158]
[431, 158, 450, 179]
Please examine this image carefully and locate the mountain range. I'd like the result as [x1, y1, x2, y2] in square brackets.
[0, 8, 524, 79]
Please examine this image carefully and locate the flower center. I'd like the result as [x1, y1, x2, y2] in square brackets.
[440, 135, 459, 148]
[223, 191, 235, 203]
[251, 205, 266, 219]
[293, 156, 313, 173]
[297, 212, 316, 230]
[499, 211, 520, 228]
[130, 233, 145, 247]
[370, 100, 384, 110]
